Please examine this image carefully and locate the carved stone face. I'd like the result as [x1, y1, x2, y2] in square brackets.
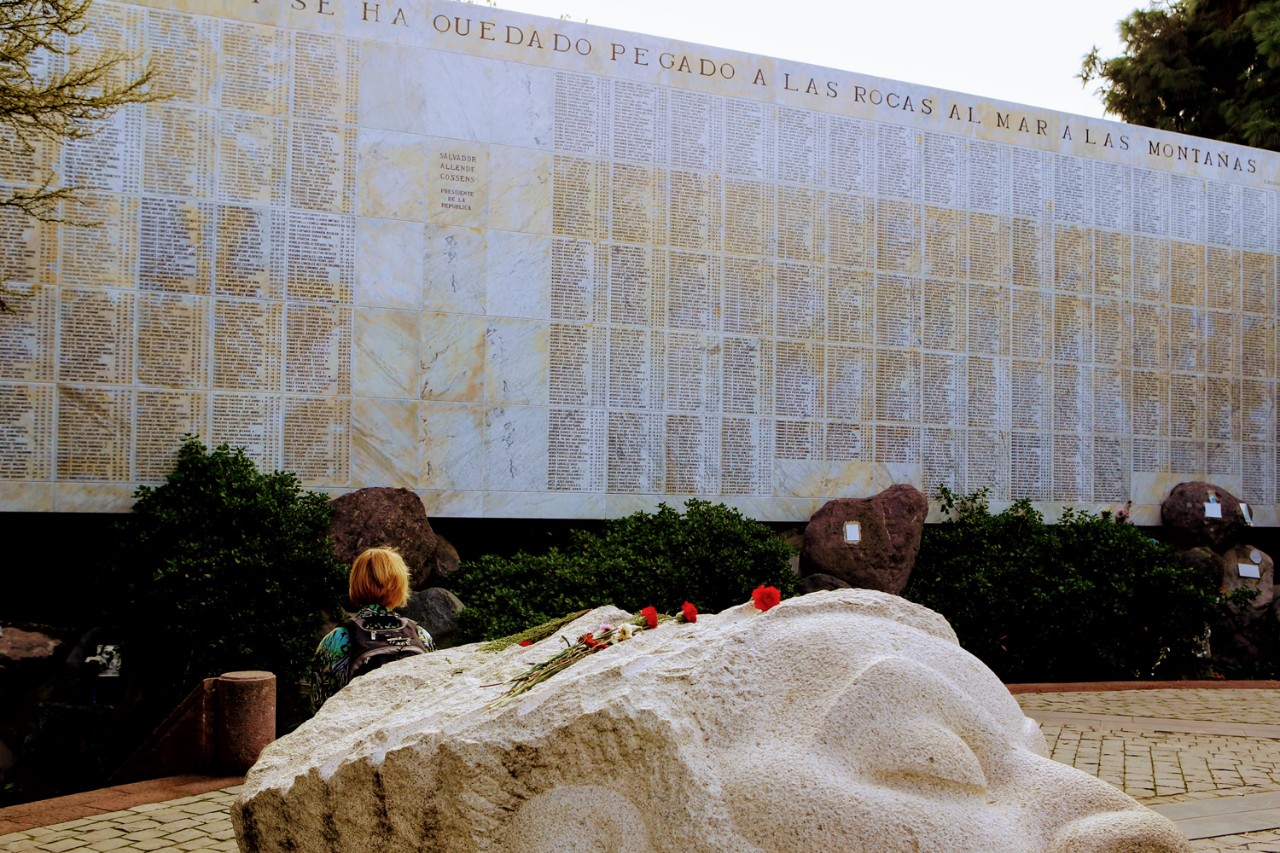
[501, 592, 1187, 853]
[236, 591, 1187, 853]
[699, 595, 1187, 852]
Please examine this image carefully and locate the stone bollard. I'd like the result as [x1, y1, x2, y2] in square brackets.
[216, 670, 276, 773]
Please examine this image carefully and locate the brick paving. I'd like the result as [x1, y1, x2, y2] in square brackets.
[1036, 725, 1280, 802]
[1016, 688, 1280, 851]
[1017, 688, 1280, 726]
[2, 688, 1279, 851]
[0, 787, 241, 852]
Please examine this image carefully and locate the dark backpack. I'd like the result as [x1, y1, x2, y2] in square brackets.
[342, 614, 430, 685]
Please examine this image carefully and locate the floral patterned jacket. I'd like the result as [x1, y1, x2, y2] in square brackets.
[309, 604, 434, 713]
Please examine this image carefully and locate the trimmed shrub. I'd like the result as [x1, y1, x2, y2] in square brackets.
[451, 500, 796, 641]
[111, 437, 347, 705]
[904, 487, 1217, 682]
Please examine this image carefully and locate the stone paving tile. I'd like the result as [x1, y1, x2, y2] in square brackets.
[0, 789, 240, 853]
[1037, 721, 1280, 803]
[1190, 829, 1280, 852]
[1017, 689, 1280, 726]
[1019, 689, 1280, 853]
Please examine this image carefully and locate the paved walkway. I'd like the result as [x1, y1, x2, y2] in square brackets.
[1016, 686, 1280, 852]
[1, 686, 1279, 851]
[0, 784, 241, 852]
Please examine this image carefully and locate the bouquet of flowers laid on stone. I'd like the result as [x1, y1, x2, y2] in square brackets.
[490, 586, 781, 706]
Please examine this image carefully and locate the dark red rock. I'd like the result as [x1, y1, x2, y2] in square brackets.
[799, 484, 928, 595]
[781, 528, 805, 577]
[1211, 545, 1276, 666]
[0, 736, 13, 782]
[425, 534, 461, 588]
[0, 626, 65, 676]
[799, 573, 852, 595]
[328, 488, 438, 590]
[1161, 481, 1250, 550]
[1220, 544, 1274, 609]
[400, 588, 465, 649]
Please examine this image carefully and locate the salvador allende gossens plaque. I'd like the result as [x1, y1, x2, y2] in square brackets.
[1, 0, 1279, 524]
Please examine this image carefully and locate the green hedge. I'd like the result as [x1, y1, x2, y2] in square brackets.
[111, 437, 347, 704]
[903, 487, 1218, 682]
[450, 500, 796, 641]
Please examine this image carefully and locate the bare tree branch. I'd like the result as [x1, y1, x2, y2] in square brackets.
[0, 0, 159, 312]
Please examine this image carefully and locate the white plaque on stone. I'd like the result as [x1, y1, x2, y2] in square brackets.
[1238, 564, 1261, 579]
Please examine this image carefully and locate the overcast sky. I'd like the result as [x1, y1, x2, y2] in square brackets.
[489, 0, 1142, 120]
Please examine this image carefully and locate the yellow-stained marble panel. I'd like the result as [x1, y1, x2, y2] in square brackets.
[488, 146, 552, 236]
[352, 397, 419, 488]
[420, 311, 485, 403]
[427, 138, 489, 228]
[358, 129, 428, 221]
[355, 307, 419, 400]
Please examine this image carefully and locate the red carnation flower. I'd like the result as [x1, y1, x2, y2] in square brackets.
[752, 585, 781, 612]
[681, 601, 698, 623]
[642, 606, 659, 629]
[518, 639, 533, 647]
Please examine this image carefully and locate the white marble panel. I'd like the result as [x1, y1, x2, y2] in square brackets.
[1215, 475, 1246, 498]
[485, 318, 548, 406]
[420, 311, 485, 402]
[602, 494, 665, 518]
[716, 495, 795, 523]
[486, 230, 551, 320]
[354, 307, 418, 400]
[420, 401, 485, 491]
[485, 405, 547, 492]
[357, 129, 427, 221]
[420, 488, 484, 517]
[424, 224, 487, 315]
[54, 483, 136, 512]
[356, 218, 422, 310]
[422, 50, 491, 141]
[359, 43, 431, 133]
[351, 398, 418, 487]
[0, 482, 52, 511]
[1132, 472, 1184, 508]
[773, 460, 883, 499]
[488, 146, 552, 236]
[1253, 505, 1280, 526]
[489, 60, 554, 149]
[484, 490, 604, 518]
[883, 464, 923, 492]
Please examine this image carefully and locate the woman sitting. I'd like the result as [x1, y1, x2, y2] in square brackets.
[310, 546, 435, 711]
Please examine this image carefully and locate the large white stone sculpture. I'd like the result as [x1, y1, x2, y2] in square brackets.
[232, 590, 1188, 852]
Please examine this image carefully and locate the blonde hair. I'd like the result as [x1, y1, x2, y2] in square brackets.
[349, 547, 411, 609]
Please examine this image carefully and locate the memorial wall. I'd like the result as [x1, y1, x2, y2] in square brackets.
[1, 0, 1278, 523]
